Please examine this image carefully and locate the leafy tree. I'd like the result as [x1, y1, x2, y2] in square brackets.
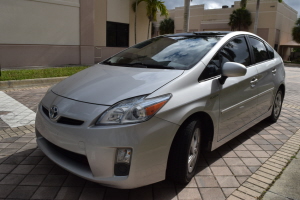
[292, 18, 300, 43]
[293, 47, 300, 52]
[159, 18, 174, 35]
[241, 0, 282, 34]
[240, 0, 247, 9]
[229, 8, 252, 31]
[132, 0, 168, 39]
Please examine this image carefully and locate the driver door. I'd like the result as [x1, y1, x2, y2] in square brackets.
[217, 36, 259, 141]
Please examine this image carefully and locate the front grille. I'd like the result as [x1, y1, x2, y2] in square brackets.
[41, 105, 84, 126]
[57, 117, 84, 126]
[42, 106, 49, 118]
[45, 137, 90, 167]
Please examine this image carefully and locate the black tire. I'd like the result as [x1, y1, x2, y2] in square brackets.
[166, 117, 201, 184]
[268, 90, 283, 123]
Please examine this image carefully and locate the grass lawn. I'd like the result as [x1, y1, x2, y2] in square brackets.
[0, 66, 89, 81]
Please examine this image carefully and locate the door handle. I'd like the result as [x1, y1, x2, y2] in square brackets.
[250, 78, 258, 84]
[272, 68, 277, 75]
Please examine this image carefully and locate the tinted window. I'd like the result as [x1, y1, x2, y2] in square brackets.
[103, 36, 222, 70]
[249, 37, 269, 63]
[199, 54, 221, 80]
[200, 36, 250, 81]
[265, 44, 275, 59]
[107, 22, 129, 47]
[220, 37, 251, 67]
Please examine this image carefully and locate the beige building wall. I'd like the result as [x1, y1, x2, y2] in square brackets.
[94, 0, 149, 63]
[0, 0, 81, 67]
[276, 2, 298, 60]
[0, 0, 150, 67]
[0, 0, 80, 45]
[107, 0, 130, 24]
[94, 0, 107, 47]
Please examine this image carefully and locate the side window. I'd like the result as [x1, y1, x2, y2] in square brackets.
[265, 43, 275, 59]
[199, 36, 250, 81]
[220, 37, 251, 67]
[249, 37, 269, 63]
[199, 54, 221, 81]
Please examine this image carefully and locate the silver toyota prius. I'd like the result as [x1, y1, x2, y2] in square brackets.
[36, 31, 285, 189]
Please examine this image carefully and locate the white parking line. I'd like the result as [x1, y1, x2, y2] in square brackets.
[0, 91, 36, 127]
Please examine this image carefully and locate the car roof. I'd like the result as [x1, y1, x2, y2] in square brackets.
[165, 31, 231, 37]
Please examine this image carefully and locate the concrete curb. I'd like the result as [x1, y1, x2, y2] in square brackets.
[227, 129, 300, 200]
[0, 77, 67, 90]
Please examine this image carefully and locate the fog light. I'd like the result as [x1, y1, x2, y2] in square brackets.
[116, 148, 132, 164]
[115, 148, 132, 176]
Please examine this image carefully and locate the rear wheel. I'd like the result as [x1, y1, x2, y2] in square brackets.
[167, 118, 201, 184]
[268, 90, 283, 122]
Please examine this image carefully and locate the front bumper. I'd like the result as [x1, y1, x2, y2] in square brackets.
[35, 93, 179, 189]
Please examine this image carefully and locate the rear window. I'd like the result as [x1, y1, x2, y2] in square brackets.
[249, 37, 269, 64]
[265, 43, 275, 59]
[102, 36, 222, 70]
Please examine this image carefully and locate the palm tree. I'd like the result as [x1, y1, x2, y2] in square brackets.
[183, 0, 191, 32]
[159, 18, 175, 35]
[292, 18, 300, 43]
[132, 0, 168, 39]
[229, 8, 252, 31]
[240, 0, 282, 34]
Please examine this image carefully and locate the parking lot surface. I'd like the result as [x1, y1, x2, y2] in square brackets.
[0, 67, 300, 200]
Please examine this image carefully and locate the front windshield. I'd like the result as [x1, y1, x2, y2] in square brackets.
[102, 36, 222, 70]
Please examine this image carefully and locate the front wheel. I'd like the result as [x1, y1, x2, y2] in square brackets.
[268, 90, 283, 122]
[167, 118, 201, 184]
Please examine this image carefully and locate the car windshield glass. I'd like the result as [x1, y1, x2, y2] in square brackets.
[102, 36, 222, 70]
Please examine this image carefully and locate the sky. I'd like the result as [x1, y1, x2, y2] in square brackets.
[163, 0, 300, 16]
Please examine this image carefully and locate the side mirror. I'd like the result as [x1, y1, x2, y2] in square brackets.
[219, 62, 247, 84]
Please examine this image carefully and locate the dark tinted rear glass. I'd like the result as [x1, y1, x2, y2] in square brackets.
[249, 37, 269, 64]
[103, 36, 222, 70]
[265, 43, 275, 59]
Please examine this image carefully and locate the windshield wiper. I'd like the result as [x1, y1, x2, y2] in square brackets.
[130, 63, 175, 69]
[115, 63, 148, 68]
[103, 62, 175, 69]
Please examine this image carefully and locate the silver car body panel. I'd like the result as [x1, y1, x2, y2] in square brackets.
[36, 31, 285, 188]
[52, 64, 184, 105]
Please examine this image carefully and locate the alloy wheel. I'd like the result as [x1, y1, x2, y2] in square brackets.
[188, 128, 200, 173]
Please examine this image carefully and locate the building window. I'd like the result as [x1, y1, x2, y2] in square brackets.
[106, 21, 129, 47]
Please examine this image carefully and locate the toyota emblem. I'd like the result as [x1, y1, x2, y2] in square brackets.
[49, 105, 59, 120]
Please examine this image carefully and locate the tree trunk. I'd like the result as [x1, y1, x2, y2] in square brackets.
[254, 0, 260, 34]
[134, 0, 137, 44]
[183, 0, 190, 32]
[148, 20, 151, 39]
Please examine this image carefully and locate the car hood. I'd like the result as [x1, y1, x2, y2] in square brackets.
[52, 64, 184, 105]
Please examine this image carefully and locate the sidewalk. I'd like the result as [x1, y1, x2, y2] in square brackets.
[263, 150, 300, 200]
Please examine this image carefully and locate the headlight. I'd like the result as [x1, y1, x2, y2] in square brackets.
[96, 94, 172, 125]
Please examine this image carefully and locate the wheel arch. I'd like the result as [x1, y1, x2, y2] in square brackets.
[278, 84, 285, 99]
[170, 111, 215, 153]
[166, 111, 215, 181]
